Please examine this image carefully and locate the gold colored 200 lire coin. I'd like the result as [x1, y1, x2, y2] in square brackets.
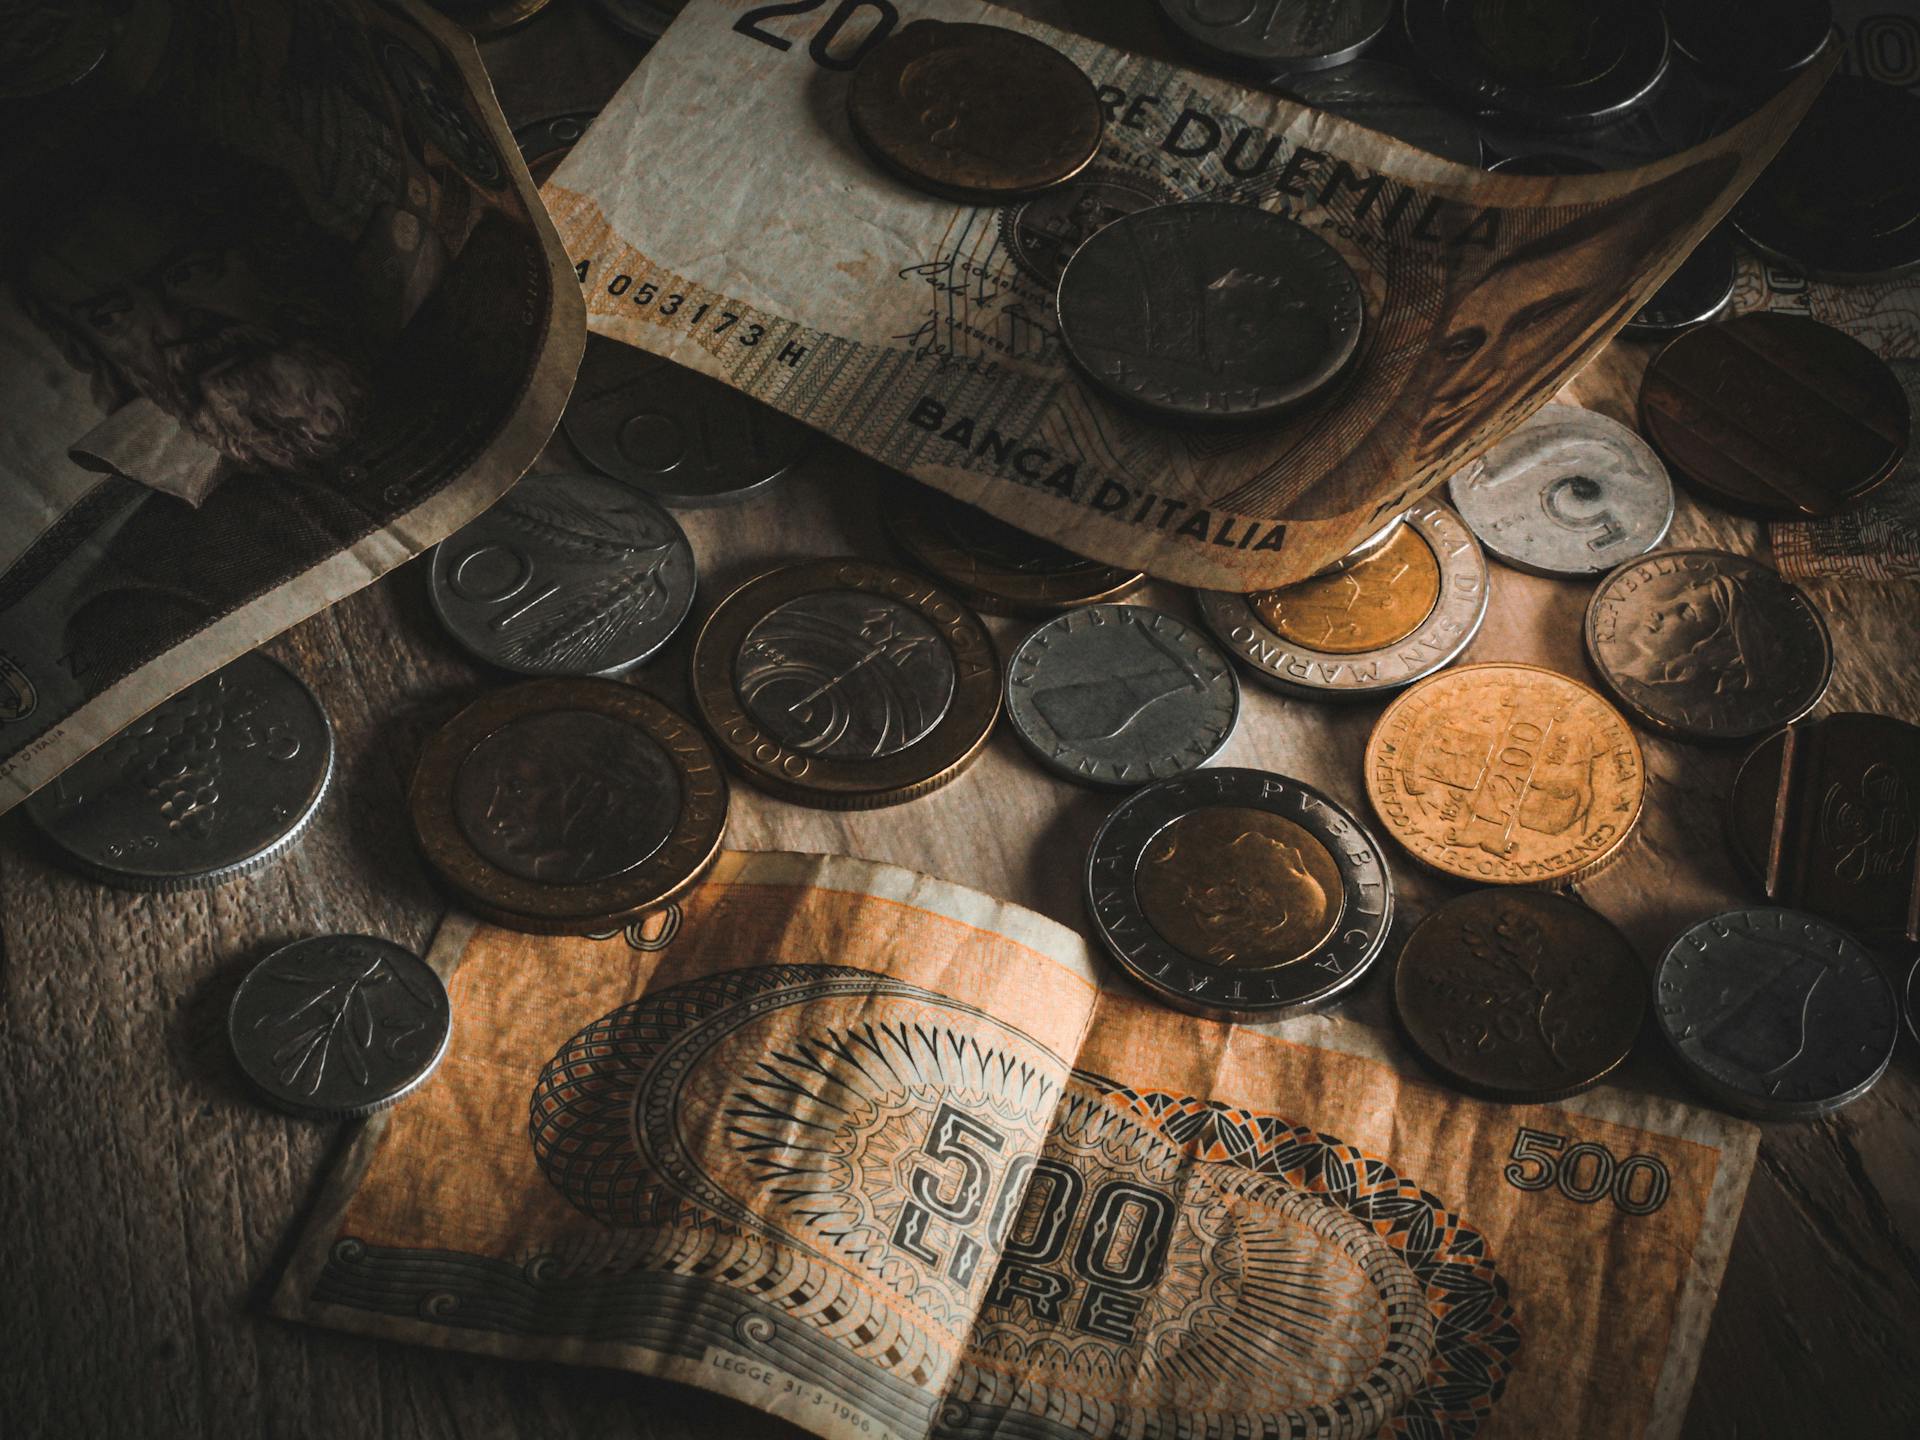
[1364, 662, 1645, 886]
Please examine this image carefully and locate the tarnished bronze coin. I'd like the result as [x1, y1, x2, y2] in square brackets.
[1394, 890, 1645, 1102]
[846, 20, 1103, 203]
[1366, 662, 1646, 886]
[690, 559, 1000, 809]
[882, 485, 1143, 615]
[1639, 314, 1911, 519]
[410, 678, 727, 933]
[1729, 712, 1920, 943]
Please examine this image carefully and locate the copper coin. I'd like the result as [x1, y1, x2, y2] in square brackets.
[1365, 662, 1646, 886]
[882, 485, 1143, 615]
[410, 678, 727, 933]
[689, 559, 1001, 809]
[846, 20, 1103, 203]
[1728, 712, 1920, 943]
[1394, 890, 1645, 1102]
[1638, 314, 1911, 519]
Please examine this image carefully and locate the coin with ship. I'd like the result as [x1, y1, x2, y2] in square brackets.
[1394, 889, 1646, 1102]
[690, 559, 1000, 809]
[1285, 61, 1486, 165]
[1365, 661, 1646, 886]
[1085, 767, 1394, 1019]
[1155, 0, 1391, 75]
[228, 935, 452, 1120]
[409, 677, 728, 933]
[26, 651, 333, 891]
[1447, 406, 1673, 576]
[1621, 225, 1735, 337]
[1197, 501, 1488, 700]
[1005, 604, 1239, 789]
[1654, 907, 1899, 1120]
[429, 470, 696, 676]
[1585, 549, 1832, 743]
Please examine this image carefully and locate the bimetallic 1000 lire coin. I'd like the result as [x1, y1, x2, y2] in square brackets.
[1584, 550, 1833, 743]
[228, 935, 452, 1120]
[410, 678, 728, 933]
[1196, 501, 1488, 699]
[1006, 605, 1239, 789]
[429, 470, 696, 676]
[690, 559, 1001, 809]
[26, 651, 333, 891]
[1086, 768, 1394, 1019]
[1448, 407, 1674, 576]
[1366, 662, 1646, 885]
[883, 485, 1143, 615]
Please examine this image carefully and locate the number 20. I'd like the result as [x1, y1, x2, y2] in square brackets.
[734, 0, 899, 70]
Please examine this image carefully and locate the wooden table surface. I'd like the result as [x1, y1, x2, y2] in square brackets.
[4, 7, 1918, 1437]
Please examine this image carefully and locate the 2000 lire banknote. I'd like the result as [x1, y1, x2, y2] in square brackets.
[279, 853, 1756, 1440]
[544, 0, 1828, 587]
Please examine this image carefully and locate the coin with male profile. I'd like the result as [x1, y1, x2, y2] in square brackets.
[1135, 807, 1343, 965]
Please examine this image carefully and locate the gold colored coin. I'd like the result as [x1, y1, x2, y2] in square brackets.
[1249, 523, 1441, 654]
[1364, 662, 1645, 886]
[1134, 807, 1344, 968]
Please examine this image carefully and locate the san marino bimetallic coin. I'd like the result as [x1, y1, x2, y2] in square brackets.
[1654, 907, 1899, 1120]
[228, 935, 452, 1120]
[1057, 202, 1365, 422]
[564, 335, 815, 507]
[1621, 225, 1736, 337]
[429, 470, 696, 677]
[1085, 767, 1394, 1020]
[1584, 549, 1833, 743]
[410, 677, 728, 933]
[1447, 406, 1674, 576]
[1005, 604, 1239, 789]
[690, 559, 1001, 809]
[1286, 61, 1486, 166]
[26, 651, 333, 891]
[1156, 0, 1390, 74]
[1394, 889, 1646, 1102]
[1196, 501, 1488, 700]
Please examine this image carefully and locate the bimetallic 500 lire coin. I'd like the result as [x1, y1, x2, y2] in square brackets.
[1366, 662, 1646, 886]
[410, 678, 727, 933]
[690, 559, 1001, 809]
[1085, 768, 1394, 1019]
[1196, 501, 1488, 699]
[1006, 604, 1239, 789]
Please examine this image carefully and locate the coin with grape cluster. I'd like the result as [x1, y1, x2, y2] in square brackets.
[882, 485, 1143, 615]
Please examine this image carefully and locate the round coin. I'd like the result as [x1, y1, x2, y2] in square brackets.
[1584, 549, 1832, 743]
[1393, 889, 1646, 1101]
[513, 110, 597, 186]
[1621, 225, 1735, 337]
[410, 678, 727, 932]
[1447, 406, 1674, 576]
[1286, 62, 1485, 166]
[846, 20, 1103, 203]
[1057, 202, 1365, 421]
[1085, 768, 1394, 1019]
[1197, 501, 1489, 700]
[882, 485, 1144, 615]
[690, 559, 1000, 809]
[999, 166, 1182, 290]
[1727, 712, 1920, 943]
[1908, 956, 1919, 1047]
[228, 935, 452, 1120]
[1365, 662, 1646, 885]
[564, 335, 815, 507]
[1156, 0, 1390, 73]
[0, 0, 117, 98]
[1639, 315, 1910, 519]
[429, 470, 696, 676]
[428, 0, 554, 37]
[590, 0, 681, 40]
[1317, 510, 1409, 575]
[1005, 604, 1240, 789]
[1483, 152, 1604, 175]
[26, 652, 332, 891]
[1654, 907, 1899, 1120]
[1666, 0, 1831, 81]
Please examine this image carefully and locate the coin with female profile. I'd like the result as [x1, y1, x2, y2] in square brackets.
[882, 485, 1143, 614]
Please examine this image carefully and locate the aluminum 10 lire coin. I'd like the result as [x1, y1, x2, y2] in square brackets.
[1394, 889, 1646, 1102]
[1654, 907, 1899, 1120]
[1156, 0, 1390, 74]
[1197, 501, 1488, 699]
[26, 651, 333, 891]
[847, 21, 1103, 203]
[1621, 225, 1735, 337]
[1367, 662, 1646, 885]
[1057, 202, 1364, 421]
[1286, 62, 1485, 166]
[1086, 768, 1394, 1019]
[430, 470, 696, 676]
[1585, 550, 1832, 743]
[1000, 166, 1182, 290]
[410, 678, 728, 933]
[1447, 406, 1673, 576]
[691, 559, 1001, 809]
[882, 485, 1143, 615]
[1006, 605, 1239, 789]
[228, 935, 452, 1120]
